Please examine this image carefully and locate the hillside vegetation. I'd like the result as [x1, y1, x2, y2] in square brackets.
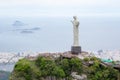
[10, 56, 120, 80]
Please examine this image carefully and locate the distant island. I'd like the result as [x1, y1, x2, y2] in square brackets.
[12, 20, 41, 34]
[20, 27, 40, 34]
[12, 20, 27, 27]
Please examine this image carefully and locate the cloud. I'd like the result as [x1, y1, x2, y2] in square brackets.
[0, 0, 120, 17]
[0, 0, 120, 7]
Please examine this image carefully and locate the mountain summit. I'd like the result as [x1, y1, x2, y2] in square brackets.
[12, 20, 27, 27]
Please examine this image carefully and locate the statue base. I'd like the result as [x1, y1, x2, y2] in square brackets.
[71, 46, 81, 54]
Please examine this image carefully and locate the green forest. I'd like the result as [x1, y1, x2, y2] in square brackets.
[10, 56, 120, 80]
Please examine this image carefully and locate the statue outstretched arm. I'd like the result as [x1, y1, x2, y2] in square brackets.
[71, 20, 73, 24]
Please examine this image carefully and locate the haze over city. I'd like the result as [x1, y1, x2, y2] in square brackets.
[0, 0, 120, 52]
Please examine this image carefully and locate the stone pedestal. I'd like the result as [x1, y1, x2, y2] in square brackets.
[71, 46, 81, 54]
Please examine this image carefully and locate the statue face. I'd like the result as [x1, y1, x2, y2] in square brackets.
[73, 16, 77, 20]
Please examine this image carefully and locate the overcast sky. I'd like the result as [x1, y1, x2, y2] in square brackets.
[0, 0, 120, 52]
[0, 0, 120, 17]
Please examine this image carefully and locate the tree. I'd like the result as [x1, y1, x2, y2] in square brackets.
[14, 59, 32, 80]
[10, 56, 120, 80]
[60, 59, 71, 77]
[70, 57, 83, 74]
[52, 66, 65, 78]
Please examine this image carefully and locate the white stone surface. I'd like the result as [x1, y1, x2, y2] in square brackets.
[71, 72, 87, 80]
[71, 16, 80, 46]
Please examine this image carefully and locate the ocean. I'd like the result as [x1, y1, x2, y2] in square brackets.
[0, 16, 120, 53]
[0, 63, 15, 72]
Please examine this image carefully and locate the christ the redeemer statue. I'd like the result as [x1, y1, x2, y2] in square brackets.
[71, 16, 81, 54]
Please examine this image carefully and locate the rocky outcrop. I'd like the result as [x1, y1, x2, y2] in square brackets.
[71, 72, 87, 80]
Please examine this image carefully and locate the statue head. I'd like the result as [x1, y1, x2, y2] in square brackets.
[73, 16, 77, 20]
